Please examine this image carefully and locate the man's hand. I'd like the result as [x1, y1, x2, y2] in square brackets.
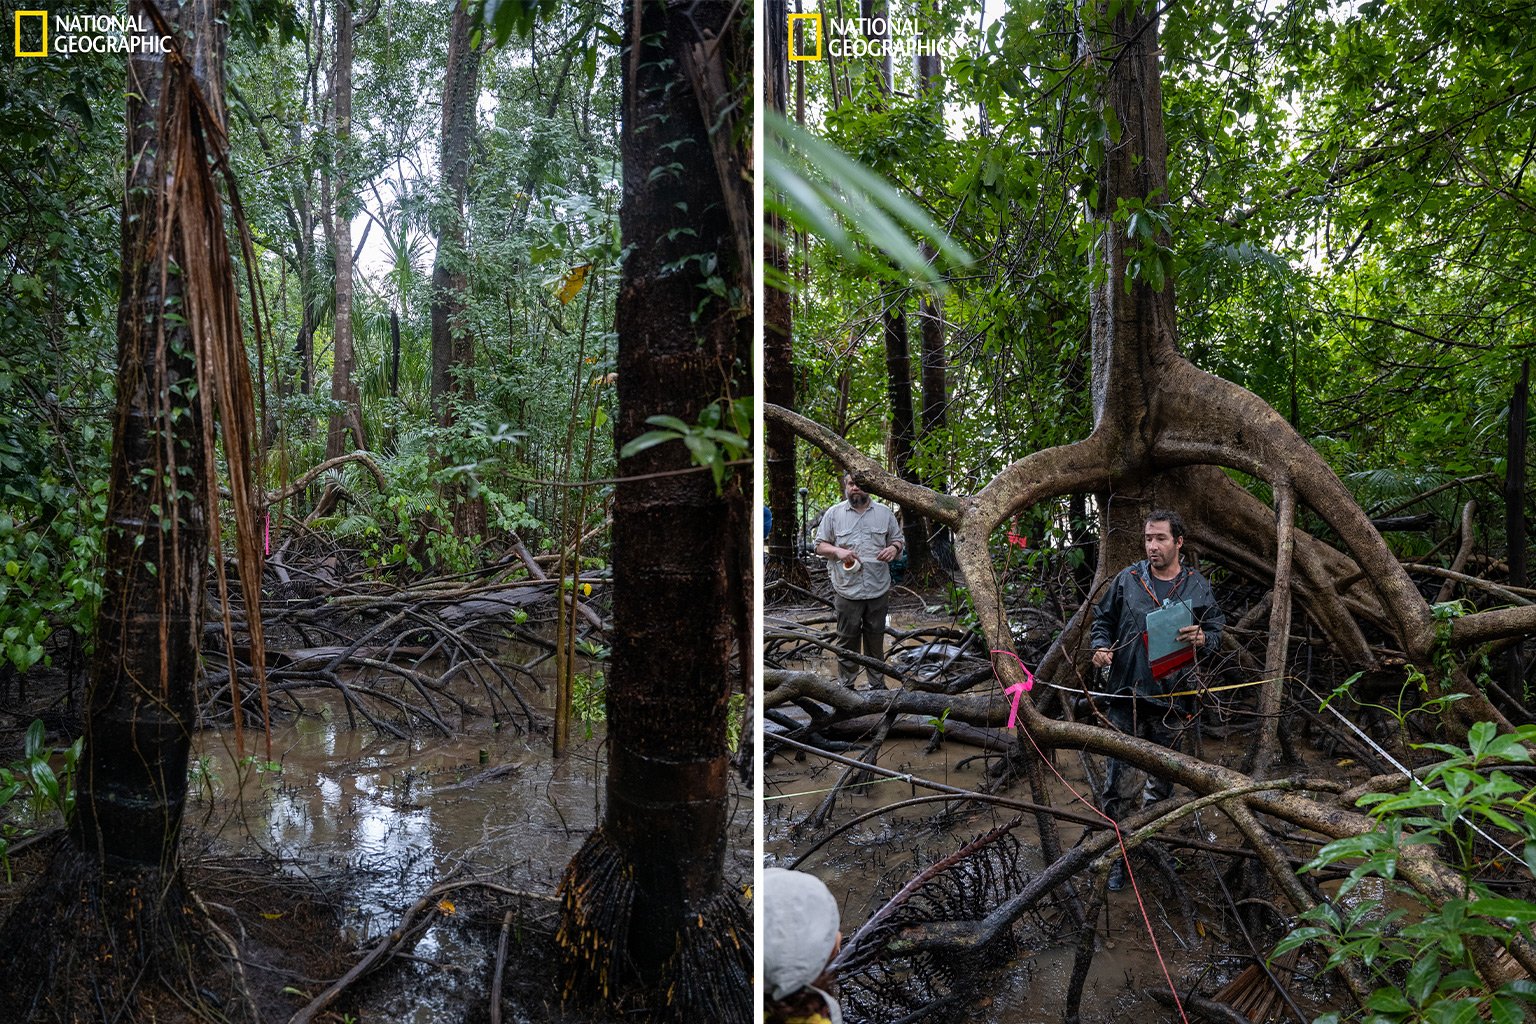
[875, 544, 900, 562]
[816, 542, 851, 562]
[1092, 647, 1113, 668]
[1177, 625, 1206, 648]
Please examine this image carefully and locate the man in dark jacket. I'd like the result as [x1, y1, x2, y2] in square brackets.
[1088, 509, 1224, 890]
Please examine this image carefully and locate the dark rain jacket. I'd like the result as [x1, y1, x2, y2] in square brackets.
[1088, 560, 1225, 700]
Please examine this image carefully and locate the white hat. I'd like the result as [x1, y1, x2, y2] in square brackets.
[763, 867, 841, 1001]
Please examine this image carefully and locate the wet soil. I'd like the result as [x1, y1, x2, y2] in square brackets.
[766, 593, 1346, 1024]
[0, 653, 752, 1023]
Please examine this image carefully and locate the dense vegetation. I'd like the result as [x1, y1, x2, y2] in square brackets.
[774, 0, 1531, 548]
[1, 0, 626, 680]
[0, 0, 750, 1020]
[766, 1, 1535, 1022]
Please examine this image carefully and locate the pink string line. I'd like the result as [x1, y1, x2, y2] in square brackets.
[989, 648, 1191, 1024]
[263, 512, 271, 557]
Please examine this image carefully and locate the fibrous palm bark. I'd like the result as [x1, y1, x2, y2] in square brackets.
[0, 0, 265, 1017]
[555, 2, 750, 1021]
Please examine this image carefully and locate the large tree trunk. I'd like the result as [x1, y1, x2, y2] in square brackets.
[884, 301, 932, 575]
[0, 2, 261, 1016]
[556, 3, 750, 1021]
[765, 0, 1533, 995]
[906, 45, 948, 584]
[884, 302, 917, 483]
[1506, 359, 1528, 692]
[429, 0, 485, 538]
[325, 0, 364, 459]
[765, 0, 806, 583]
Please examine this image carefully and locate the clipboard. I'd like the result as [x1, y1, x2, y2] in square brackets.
[1144, 599, 1194, 679]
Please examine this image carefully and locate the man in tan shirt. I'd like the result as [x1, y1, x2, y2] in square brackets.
[815, 473, 905, 689]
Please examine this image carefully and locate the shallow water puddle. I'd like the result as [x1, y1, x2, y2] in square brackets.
[194, 690, 602, 964]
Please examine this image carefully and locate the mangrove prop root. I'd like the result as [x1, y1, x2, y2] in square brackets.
[558, 827, 636, 1008]
[658, 887, 751, 1024]
[490, 908, 515, 1024]
[0, 847, 251, 1024]
[557, 827, 750, 1024]
[837, 824, 1028, 1023]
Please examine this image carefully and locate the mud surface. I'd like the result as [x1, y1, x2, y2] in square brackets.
[766, 594, 1343, 1024]
[195, 669, 751, 1022]
[0, 649, 751, 1023]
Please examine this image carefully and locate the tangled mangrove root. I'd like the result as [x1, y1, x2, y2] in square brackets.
[837, 822, 1031, 1022]
[556, 827, 750, 1024]
[558, 828, 637, 1007]
[659, 887, 751, 1023]
[0, 842, 254, 1024]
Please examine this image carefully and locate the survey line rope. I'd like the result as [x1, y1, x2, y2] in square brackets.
[1291, 675, 1528, 873]
[764, 773, 912, 801]
[1040, 675, 1273, 702]
[991, 648, 1192, 1024]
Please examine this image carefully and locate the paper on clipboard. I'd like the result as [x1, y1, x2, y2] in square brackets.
[1144, 599, 1194, 679]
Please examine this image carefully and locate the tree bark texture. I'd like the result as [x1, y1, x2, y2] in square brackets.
[557, 3, 750, 1021]
[1506, 359, 1528, 691]
[884, 302, 917, 485]
[1253, 480, 1296, 776]
[429, 0, 484, 537]
[0, 1, 259, 1016]
[325, 0, 364, 459]
[765, 0, 805, 582]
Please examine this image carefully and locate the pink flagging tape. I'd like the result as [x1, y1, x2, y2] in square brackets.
[988, 647, 1191, 1024]
[990, 648, 1034, 728]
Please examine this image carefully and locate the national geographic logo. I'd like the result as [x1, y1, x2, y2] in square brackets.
[13, 11, 172, 57]
[786, 11, 961, 61]
[14, 10, 47, 56]
[787, 12, 820, 61]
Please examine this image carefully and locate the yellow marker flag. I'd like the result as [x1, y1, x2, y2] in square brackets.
[556, 263, 591, 305]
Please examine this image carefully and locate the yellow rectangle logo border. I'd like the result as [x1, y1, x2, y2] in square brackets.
[788, 12, 821, 61]
[15, 10, 48, 57]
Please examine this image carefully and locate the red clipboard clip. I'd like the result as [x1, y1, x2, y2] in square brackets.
[1144, 631, 1194, 679]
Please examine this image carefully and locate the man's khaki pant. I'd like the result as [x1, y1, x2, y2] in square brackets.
[832, 592, 889, 689]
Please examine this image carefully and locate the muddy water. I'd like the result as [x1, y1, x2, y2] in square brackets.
[767, 731, 1277, 1022]
[193, 670, 603, 1021]
[766, 609, 1325, 1024]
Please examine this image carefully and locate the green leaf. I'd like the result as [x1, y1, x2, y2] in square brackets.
[1405, 955, 1439, 1006]
[643, 415, 693, 433]
[765, 111, 972, 291]
[1364, 988, 1412, 1014]
[28, 761, 59, 814]
[1466, 898, 1536, 924]
[23, 719, 44, 760]
[1488, 996, 1523, 1024]
[1501, 979, 1536, 1001]
[618, 429, 682, 459]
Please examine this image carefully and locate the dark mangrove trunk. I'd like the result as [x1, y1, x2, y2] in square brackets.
[556, 2, 750, 1022]
[766, 0, 805, 583]
[0, 1, 256, 1018]
[429, 0, 485, 538]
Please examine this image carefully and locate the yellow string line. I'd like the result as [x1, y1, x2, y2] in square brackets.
[1040, 676, 1278, 701]
[763, 773, 911, 802]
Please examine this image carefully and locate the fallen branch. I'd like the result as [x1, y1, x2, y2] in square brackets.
[265, 450, 388, 505]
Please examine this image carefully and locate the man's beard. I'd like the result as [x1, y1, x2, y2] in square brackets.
[849, 492, 870, 509]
